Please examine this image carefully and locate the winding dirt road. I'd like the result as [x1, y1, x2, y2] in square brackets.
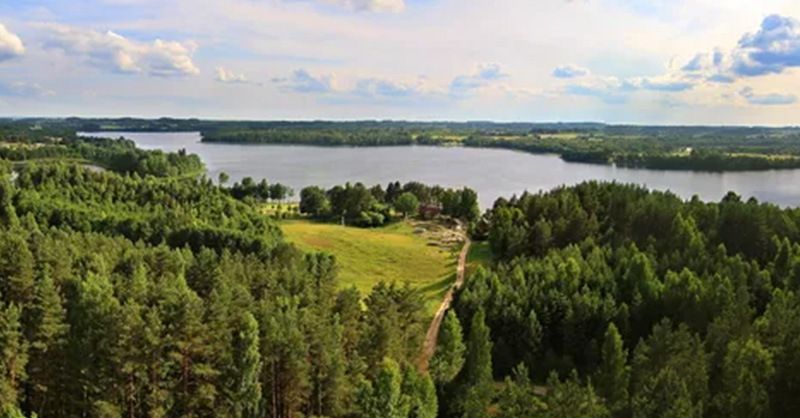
[417, 227, 471, 372]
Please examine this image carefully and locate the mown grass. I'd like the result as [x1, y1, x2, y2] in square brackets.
[280, 220, 458, 314]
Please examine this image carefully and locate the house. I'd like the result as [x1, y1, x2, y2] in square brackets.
[419, 204, 441, 219]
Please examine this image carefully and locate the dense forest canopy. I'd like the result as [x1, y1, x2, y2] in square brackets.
[3, 119, 800, 417]
[440, 182, 800, 417]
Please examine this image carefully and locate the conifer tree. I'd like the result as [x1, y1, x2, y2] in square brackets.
[0, 302, 27, 410]
[26, 270, 69, 416]
[461, 309, 493, 418]
[430, 311, 466, 384]
[595, 323, 629, 417]
[233, 312, 262, 418]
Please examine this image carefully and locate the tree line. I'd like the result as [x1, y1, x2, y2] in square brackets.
[0, 134, 204, 178]
[298, 181, 480, 227]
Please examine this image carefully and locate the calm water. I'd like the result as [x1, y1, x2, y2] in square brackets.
[86, 131, 800, 209]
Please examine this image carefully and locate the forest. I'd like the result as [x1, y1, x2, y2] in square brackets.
[440, 182, 800, 417]
[2, 121, 800, 417]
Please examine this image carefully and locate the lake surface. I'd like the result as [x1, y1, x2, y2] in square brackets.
[86, 131, 800, 209]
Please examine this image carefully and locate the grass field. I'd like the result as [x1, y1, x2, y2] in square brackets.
[466, 241, 493, 277]
[280, 220, 459, 314]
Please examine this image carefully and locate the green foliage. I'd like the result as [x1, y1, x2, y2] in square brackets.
[396, 193, 420, 218]
[232, 312, 262, 417]
[716, 338, 774, 418]
[0, 156, 436, 417]
[498, 363, 545, 417]
[460, 309, 493, 418]
[544, 371, 609, 418]
[595, 323, 629, 416]
[429, 311, 466, 384]
[450, 181, 800, 417]
[299, 181, 480, 227]
[356, 358, 409, 418]
[0, 303, 27, 408]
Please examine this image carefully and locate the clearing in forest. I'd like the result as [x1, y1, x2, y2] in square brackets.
[280, 219, 462, 314]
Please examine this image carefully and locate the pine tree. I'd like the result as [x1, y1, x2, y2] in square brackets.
[631, 367, 700, 418]
[142, 307, 169, 418]
[461, 309, 493, 418]
[0, 302, 27, 410]
[498, 363, 544, 418]
[716, 338, 774, 418]
[233, 312, 262, 418]
[402, 365, 437, 418]
[0, 233, 34, 306]
[545, 370, 609, 418]
[356, 358, 408, 418]
[430, 311, 466, 384]
[116, 302, 147, 418]
[162, 276, 216, 416]
[0, 176, 19, 229]
[595, 323, 629, 417]
[27, 270, 69, 416]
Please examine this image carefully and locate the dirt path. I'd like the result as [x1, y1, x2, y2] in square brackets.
[417, 226, 471, 372]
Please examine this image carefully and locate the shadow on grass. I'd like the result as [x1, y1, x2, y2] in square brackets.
[419, 273, 457, 299]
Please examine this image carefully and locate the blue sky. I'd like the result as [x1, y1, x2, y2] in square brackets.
[1, 0, 800, 124]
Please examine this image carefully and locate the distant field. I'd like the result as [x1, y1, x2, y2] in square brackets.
[280, 220, 460, 314]
[262, 202, 301, 218]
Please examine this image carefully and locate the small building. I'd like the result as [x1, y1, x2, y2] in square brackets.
[419, 204, 441, 219]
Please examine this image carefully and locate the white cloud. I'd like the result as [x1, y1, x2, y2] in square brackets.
[322, 0, 405, 13]
[449, 63, 508, 98]
[272, 69, 337, 93]
[0, 81, 54, 98]
[553, 64, 590, 78]
[42, 25, 199, 77]
[739, 86, 797, 106]
[352, 76, 444, 100]
[215, 67, 250, 84]
[0, 23, 25, 62]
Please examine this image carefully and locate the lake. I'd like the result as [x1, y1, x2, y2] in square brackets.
[86, 131, 800, 209]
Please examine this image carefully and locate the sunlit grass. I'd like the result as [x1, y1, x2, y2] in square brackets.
[280, 220, 459, 314]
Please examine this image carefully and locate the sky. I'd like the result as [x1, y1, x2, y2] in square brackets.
[2, 0, 800, 124]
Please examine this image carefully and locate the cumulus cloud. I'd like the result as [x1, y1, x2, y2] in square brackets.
[739, 87, 797, 106]
[0, 23, 25, 62]
[682, 53, 710, 72]
[215, 67, 253, 84]
[42, 25, 199, 77]
[449, 63, 507, 98]
[564, 74, 693, 104]
[351, 76, 443, 101]
[272, 69, 336, 93]
[681, 15, 800, 82]
[354, 78, 418, 98]
[733, 15, 800, 77]
[639, 78, 694, 92]
[321, 0, 405, 13]
[565, 83, 629, 105]
[553, 64, 590, 79]
[0, 81, 54, 98]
